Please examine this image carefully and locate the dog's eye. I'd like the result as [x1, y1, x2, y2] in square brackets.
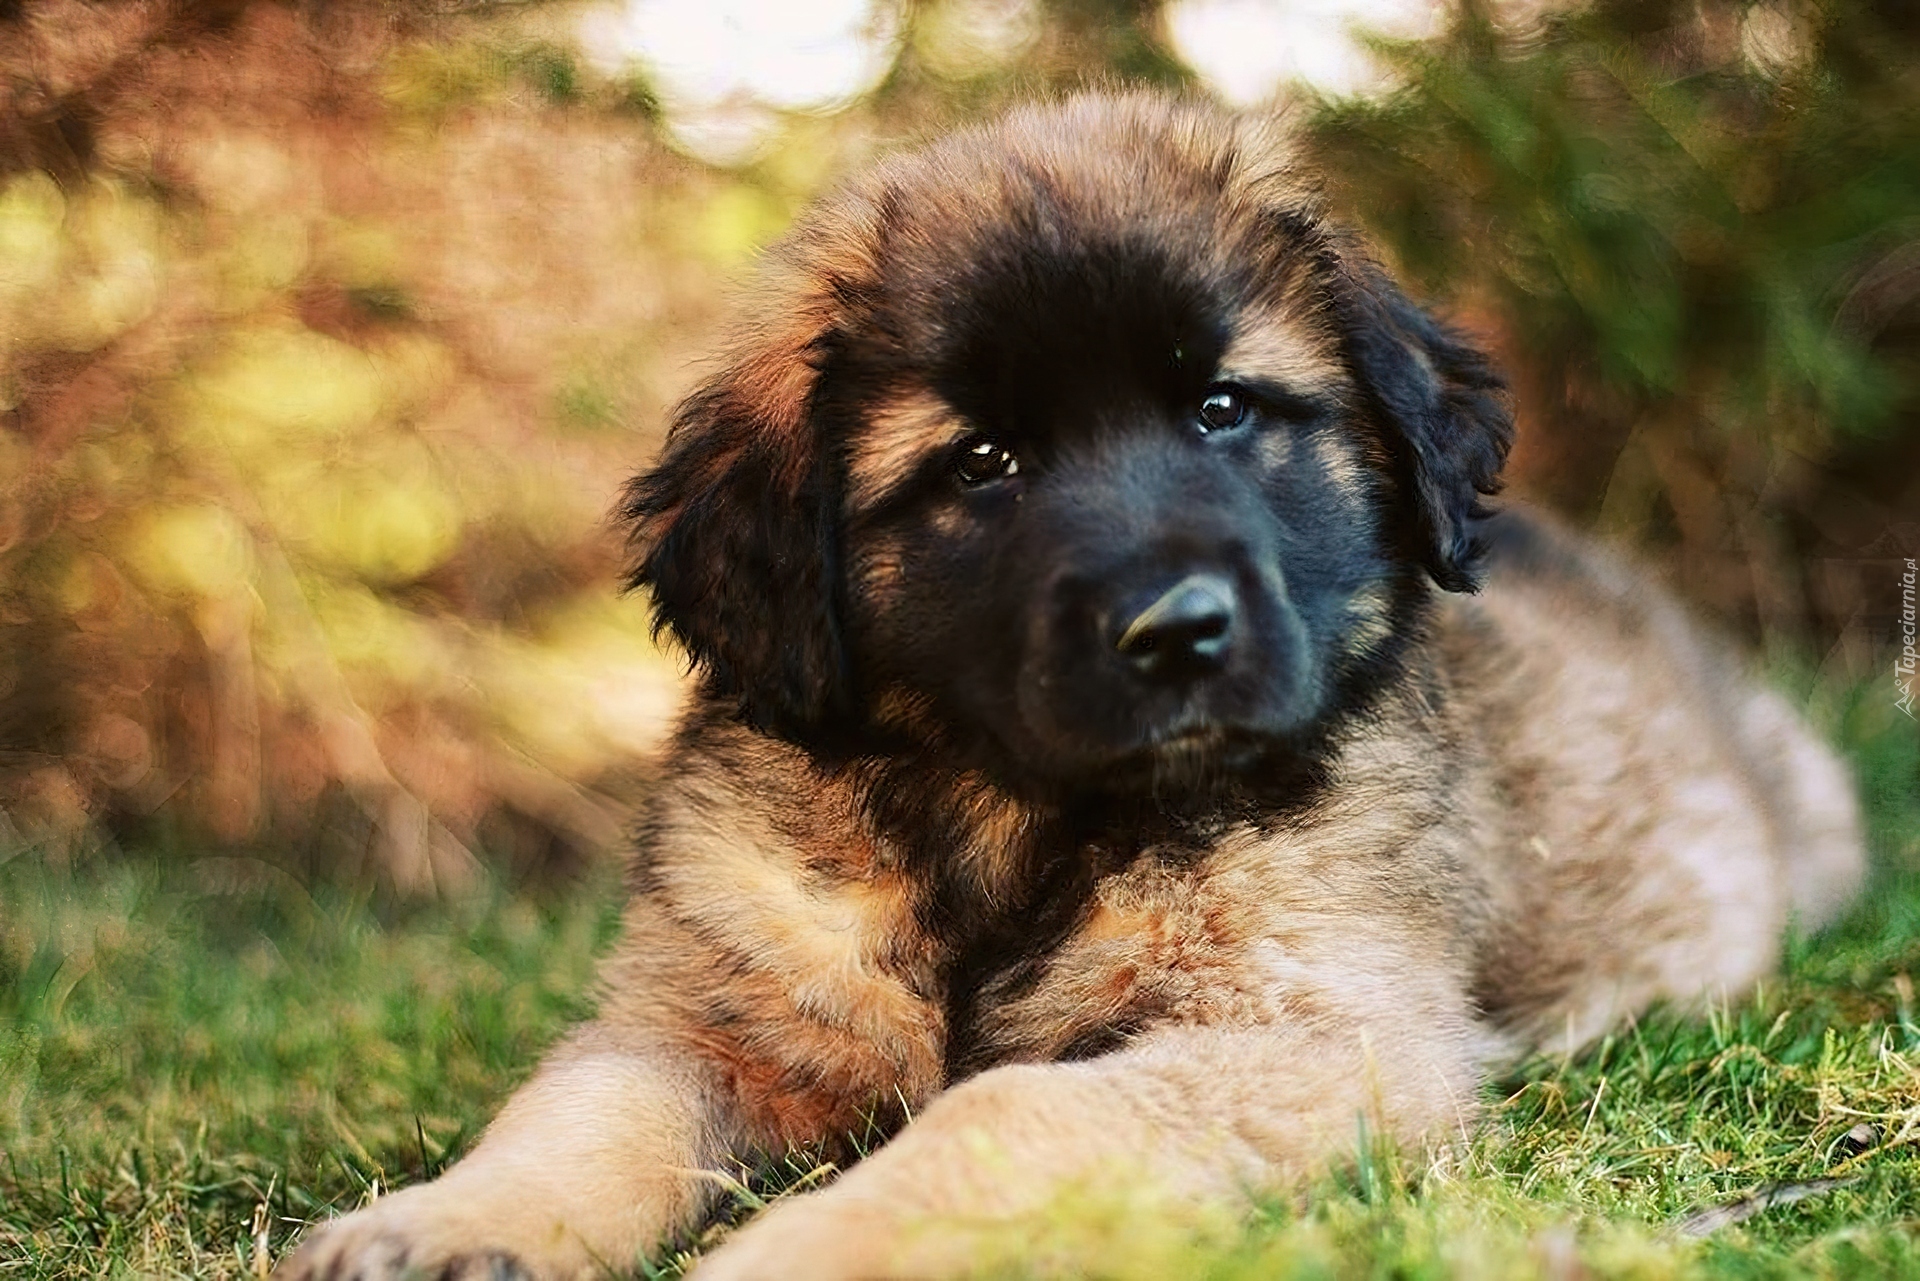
[1197, 389, 1247, 434]
[954, 437, 1020, 485]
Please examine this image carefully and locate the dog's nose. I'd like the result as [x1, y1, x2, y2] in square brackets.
[1114, 573, 1238, 680]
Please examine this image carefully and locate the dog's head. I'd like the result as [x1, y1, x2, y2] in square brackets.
[623, 96, 1511, 793]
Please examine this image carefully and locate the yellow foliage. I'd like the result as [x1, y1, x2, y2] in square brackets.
[304, 581, 451, 698]
[317, 220, 406, 293]
[217, 214, 313, 305]
[0, 172, 65, 295]
[0, 5, 739, 874]
[129, 504, 257, 600]
[55, 184, 164, 350]
[187, 325, 390, 446]
[694, 182, 791, 266]
[281, 453, 464, 584]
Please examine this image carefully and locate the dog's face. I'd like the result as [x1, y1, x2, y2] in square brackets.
[625, 97, 1511, 796]
[832, 203, 1382, 787]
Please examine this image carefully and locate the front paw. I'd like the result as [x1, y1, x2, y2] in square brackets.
[692, 1198, 886, 1281]
[692, 1194, 975, 1281]
[278, 1224, 530, 1281]
[276, 1184, 545, 1281]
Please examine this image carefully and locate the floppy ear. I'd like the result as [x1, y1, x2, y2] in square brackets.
[1336, 260, 1514, 592]
[619, 346, 850, 743]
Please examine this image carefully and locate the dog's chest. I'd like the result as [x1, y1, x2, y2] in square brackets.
[943, 837, 1292, 1074]
[651, 755, 1401, 1141]
[692, 836, 1276, 1106]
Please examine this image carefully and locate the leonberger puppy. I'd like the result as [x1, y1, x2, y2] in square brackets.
[282, 94, 1865, 1280]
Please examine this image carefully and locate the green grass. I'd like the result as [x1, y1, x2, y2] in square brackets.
[2, 675, 1916, 1278]
[0, 859, 620, 1276]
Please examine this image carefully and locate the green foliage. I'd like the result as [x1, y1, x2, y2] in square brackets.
[1308, 0, 1920, 632]
[877, 0, 1193, 122]
[384, 36, 617, 116]
[1315, 1, 1915, 427]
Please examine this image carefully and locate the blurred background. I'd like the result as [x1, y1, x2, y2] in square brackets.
[2, 0, 1915, 893]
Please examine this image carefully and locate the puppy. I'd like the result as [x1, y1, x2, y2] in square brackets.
[281, 93, 1864, 1280]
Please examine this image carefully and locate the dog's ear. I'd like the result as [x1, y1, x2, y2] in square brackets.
[620, 328, 850, 743]
[1335, 259, 1514, 593]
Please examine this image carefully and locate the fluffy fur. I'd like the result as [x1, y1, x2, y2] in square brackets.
[280, 94, 1864, 1281]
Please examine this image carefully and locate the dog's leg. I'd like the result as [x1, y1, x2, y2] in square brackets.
[691, 1014, 1483, 1280]
[276, 1024, 736, 1280]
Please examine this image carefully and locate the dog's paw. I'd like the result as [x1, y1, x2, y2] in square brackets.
[275, 1186, 542, 1281]
[277, 1228, 529, 1281]
[691, 1194, 928, 1281]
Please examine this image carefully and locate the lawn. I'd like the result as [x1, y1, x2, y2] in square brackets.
[2, 673, 1917, 1279]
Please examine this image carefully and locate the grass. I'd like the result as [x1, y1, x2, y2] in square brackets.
[1, 673, 1916, 1279]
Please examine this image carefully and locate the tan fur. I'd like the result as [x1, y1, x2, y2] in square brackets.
[847, 389, 970, 514]
[1219, 308, 1345, 400]
[280, 96, 1865, 1281]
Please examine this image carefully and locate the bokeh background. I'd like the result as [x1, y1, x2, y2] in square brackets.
[2, 0, 1916, 892]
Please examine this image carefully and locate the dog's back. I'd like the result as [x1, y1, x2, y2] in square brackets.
[1446, 509, 1865, 1052]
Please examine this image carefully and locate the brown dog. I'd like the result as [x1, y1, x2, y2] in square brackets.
[280, 94, 1865, 1280]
